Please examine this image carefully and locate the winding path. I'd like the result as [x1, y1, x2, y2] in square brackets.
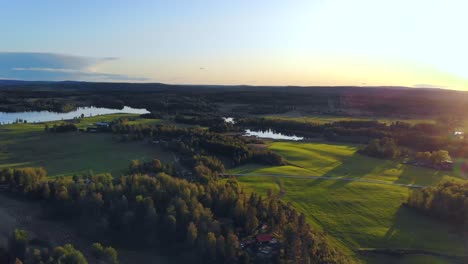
[222, 173, 425, 188]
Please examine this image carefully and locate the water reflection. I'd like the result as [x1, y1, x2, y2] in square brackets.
[0, 106, 149, 124]
[244, 129, 303, 141]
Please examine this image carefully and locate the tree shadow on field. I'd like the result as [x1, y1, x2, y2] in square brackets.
[383, 206, 415, 244]
[322, 152, 394, 189]
[382, 206, 466, 254]
[395, 164, 454, 186]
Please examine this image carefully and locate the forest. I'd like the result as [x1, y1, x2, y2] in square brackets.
[1, 228, 117, 264]
[0, 166, 350, 263]
[2, 82, 468, 118]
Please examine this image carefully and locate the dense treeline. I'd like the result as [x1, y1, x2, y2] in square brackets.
[45, 123, 78, 133]
[0, 167, 351, 263]
[128, 158, 178, 176]
[3, 83, 468, 120]
[361, 138, 401, 159]
[406, 181, 468, 229]
[238, 117, 468, 159]
[237, 117, 397, 142]
[174, 115, 238, 133]
[2, 229, 117, 264]
[0, 97, 77, 113]
[0, 167, 46, 193]
[113, 124, 285, 168]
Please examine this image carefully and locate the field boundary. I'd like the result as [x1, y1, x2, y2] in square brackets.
[223, 173, 426, 188]
[357, 248, 468, 261]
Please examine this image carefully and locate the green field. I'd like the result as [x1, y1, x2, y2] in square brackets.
[264, 113, 435, 126]
[230, 142, 467, 263]
[45, 113, 163, 129]
[0, 115, 172, 177]
[232, 142, 464, 185]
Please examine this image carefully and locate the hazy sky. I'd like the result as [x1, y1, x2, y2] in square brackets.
[0, 0, 467, 89]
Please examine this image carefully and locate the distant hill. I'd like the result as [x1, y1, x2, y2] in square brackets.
[0, 79, 450, 91]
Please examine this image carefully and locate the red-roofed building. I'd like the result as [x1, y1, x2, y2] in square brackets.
[256, 234, 273, 244]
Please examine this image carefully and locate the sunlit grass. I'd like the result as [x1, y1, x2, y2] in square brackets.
[264, 114, 435, 126]
[231, 141, 468, 263]
[231, 141, 464, 185]
[0, 115, 171, 177]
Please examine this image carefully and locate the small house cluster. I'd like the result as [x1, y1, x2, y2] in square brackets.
[85, 121, 112, 132]
[240, 224, 281, 260]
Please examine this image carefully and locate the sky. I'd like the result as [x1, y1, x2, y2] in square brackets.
[0, 0, 467, 89]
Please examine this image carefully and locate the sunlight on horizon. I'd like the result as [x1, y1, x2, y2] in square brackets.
[0, 0, 467, 89]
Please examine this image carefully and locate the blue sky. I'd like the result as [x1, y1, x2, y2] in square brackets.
[0, 0, 467, 89]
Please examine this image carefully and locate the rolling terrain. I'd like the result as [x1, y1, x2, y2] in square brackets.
[0, 114, 171, 177]
[230, 141, 467, 263]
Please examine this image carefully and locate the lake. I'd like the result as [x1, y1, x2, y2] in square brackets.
[223, 117, 235, 124]
[0, 106, 149, 124]
[244, 129, 304, 141]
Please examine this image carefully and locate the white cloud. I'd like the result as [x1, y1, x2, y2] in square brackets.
[0, 52, 148, 81]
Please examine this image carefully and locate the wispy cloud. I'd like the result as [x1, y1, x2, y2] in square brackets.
[13, 67, 83, 73]
[0, 52, 148, 82]
[413, 84, 453, 89]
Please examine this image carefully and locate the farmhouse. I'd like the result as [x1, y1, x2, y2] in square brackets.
[96, 121, 111, 127]
[453, 131, 464, 139]
[256, 234, 273, 244]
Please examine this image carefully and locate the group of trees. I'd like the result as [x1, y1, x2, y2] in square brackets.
[128, 158, 176, 175]
[0, 96, 78, 113]
[415, 150, 451, 165]
[113, 123, 285, 168]
[185, 155, 226, 183]
[0, 166, 350, 263]
[406, 181, 468, 229]
[0, 167, 46, 193]
[91, 243, 118, 264]
[173, 115, 238, 133]
[361, 138, 401, 159]
[3, 229, 111, 264]
[44, 123, 78, 133]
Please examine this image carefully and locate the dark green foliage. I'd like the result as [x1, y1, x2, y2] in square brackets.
[53, 244, 88, 264]
[362, 137, 400, 159]
[0, 167, 350, 263]
[415, 150, 451, 165]
[113, 124, 285, 167]
[8, 229, 28, 262]
[47, 123, 78, 133]
[128, 159, 166, 174]
[0, 167, 46, 194]
[406, 181, 468, 229]
[91, 243, 119, 264]
[5, 229, 91, 264]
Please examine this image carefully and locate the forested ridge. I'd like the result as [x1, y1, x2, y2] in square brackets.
[2, 83, 468, 118]
[0, 167, 351, 263]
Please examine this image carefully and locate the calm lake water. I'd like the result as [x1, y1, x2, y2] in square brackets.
[244, 129, 304, 141]
[223, 117, 235, 124]
[0, 106, 149, 124]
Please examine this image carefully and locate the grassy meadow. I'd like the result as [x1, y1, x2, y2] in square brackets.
[0, 114, 172, 177]
[230, 141, 467, 263]
[263, 112, 436, 126]
[232, 142, 465, 185]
